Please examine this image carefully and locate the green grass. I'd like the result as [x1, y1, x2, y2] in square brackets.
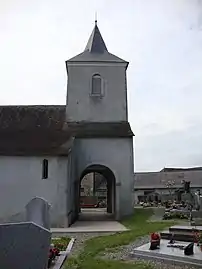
[65, 209, 175, 269]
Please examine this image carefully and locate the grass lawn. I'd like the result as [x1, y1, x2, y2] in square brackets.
[65, 209, 175, 269]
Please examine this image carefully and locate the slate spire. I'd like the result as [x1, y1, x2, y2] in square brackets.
[84, 21, 108, 54]
[67, 21, 127, 63]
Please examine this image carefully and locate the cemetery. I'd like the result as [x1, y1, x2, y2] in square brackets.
[0, 180, 202, 269]
[1, 194, 202, 269]
[129, 181, 202, 268]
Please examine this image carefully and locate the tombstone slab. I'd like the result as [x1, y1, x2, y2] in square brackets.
[0, 222, 51, 269]
[26, 197, 51, 230]
[130, 239, 202, 268]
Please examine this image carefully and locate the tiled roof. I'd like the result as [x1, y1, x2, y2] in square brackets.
[0, 105, 133, 155]
[134, 170, 202, 189]
[0, 105, 65, 131]
[0, 105, 70, 156]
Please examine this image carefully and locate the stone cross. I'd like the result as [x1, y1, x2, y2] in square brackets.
[25, 197, 51, 230]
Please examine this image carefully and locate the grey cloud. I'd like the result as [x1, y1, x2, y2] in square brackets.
[135, 121, 202, 171]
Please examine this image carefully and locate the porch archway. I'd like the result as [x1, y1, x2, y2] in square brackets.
[78, 164, 116, 221]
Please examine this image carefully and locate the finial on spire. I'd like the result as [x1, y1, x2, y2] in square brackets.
[95, 12, 97, 25]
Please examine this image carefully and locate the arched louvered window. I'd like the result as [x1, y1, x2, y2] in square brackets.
[42, 159, 48, 179]
[91, 74, 102, 95]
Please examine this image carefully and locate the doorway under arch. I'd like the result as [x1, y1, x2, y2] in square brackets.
[78, 164, 116, 221]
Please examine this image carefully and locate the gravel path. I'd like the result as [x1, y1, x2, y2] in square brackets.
[98, 234, 150, 260]
[148, 207, 165, 222]
[61, 232, 114, 258]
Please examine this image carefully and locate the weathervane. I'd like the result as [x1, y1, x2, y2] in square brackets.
[95, 12, 97, 25]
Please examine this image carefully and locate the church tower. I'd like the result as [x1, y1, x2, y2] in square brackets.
[65, 22, 134, 223]
[66, 21, 129, 122]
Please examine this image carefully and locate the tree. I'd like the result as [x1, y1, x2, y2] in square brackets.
[162, 174, 176, 201]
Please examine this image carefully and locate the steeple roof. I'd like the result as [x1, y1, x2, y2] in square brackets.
[67, 21, 128, 64]
[84, 21, 108, 53]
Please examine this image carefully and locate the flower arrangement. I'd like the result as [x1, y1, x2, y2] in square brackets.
[193, 231, 202, 249]
[48, 244, 60, 268]
[51, 237, 69, 251]
[198, 233, 202, 248]
[150, 232, 161, 250]
[47, 237, 70, 268]
[150, 232, 161, 241]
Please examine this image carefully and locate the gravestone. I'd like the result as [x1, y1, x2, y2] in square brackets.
[26, 197, 51, 230]
[181, 193, 193, 206]
[194, 191, 202, 211]
[0, 222, 51, 269]
[191, 192, 202, 221]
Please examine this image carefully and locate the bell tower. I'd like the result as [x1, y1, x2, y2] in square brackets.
[66, 21, 129, 123]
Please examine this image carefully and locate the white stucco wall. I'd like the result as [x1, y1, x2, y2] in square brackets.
[75, 137, 134, 219]
[0, 156, 69, 227]
[66, 63, 128, 122]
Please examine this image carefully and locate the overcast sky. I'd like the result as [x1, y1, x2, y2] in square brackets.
[1, 0, 202, 172]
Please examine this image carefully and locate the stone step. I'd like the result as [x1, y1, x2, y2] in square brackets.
[160, 231, 195, 242]
[169, 225, 202, 234]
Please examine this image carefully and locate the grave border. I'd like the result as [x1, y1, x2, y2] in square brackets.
[51, 238, 75, 269]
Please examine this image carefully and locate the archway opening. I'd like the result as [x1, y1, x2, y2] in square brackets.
[79, 165, 116, 221]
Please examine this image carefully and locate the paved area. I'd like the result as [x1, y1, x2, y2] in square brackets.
[131, 239, 202, 267]
[51, 208, 127, 234]
[51, 221, 128, 233]
[78, 208, 114, 221]
[149, 207, 165, 222]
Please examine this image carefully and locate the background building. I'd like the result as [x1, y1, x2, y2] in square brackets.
[134, 167, 202, 204]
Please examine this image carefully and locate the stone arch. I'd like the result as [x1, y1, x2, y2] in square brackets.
[79, 164, 116, 218]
